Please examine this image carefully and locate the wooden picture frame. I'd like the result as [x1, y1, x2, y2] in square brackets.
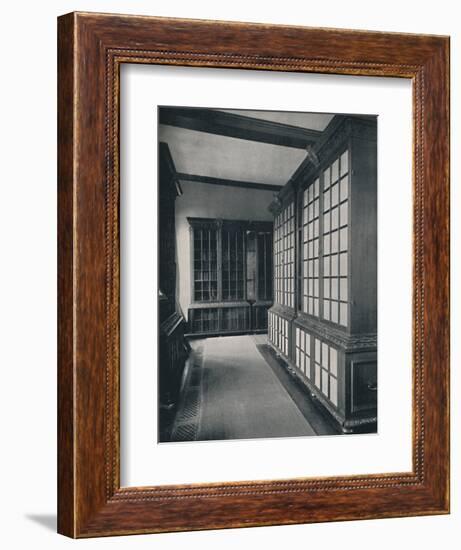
[57, 12, 450, 538]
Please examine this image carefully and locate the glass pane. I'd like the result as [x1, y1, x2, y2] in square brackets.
[331, 207, 339, 230]
[322, 343, 329, 367]
[324, 256, 330, 276]
[314, 178, 319, 197]
[305, 355, 310, 378]
[322, 369, 329, 396]
[331, 183, 339, 206]
[340, 227, 348, 251]
[330, 348, 338, 376]
[340, 278, 348, 301]
[324, 211, 330, 233]
[331, 302, 338, 323]
[324, 279, 330, 298]
[331, 278, 338, 300]
[340, 176, 349, 201]
[340, 202, 348, 226]
[330, 377, 338, 406]
[331, 230, 338, 253]
[323, 300, 330, 320]
[324, 234, 330, 255]
[315, 338, 321, 361]
[340, 150, 349, 175]
[332, 159, 339, 182]
[323, 167, 331, 189]
[340, 303, 348, 326]
[331, 254, 338, 276]
[315, 364, 321, 388]
[340, 252, 348, 276]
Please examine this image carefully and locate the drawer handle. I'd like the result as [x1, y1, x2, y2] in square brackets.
[367, 382, 377, 392]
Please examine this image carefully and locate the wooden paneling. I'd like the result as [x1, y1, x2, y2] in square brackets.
[349, 134, 378, 334]
[158, 144, 188, 408]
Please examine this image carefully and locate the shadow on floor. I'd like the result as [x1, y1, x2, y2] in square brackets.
[257, 343, 341, 436]
[25, 514, 57, 532]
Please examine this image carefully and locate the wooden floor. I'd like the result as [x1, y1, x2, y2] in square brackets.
[169, 334, 338, 442]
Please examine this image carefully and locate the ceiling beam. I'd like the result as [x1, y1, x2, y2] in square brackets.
[159, 107, 322, 149]
[177, 173, 282, 192]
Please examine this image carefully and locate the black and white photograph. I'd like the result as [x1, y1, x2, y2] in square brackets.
[158, 106, 377, 443]
[2, 0, 455, 547]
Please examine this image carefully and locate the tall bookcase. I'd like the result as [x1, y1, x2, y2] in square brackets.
[268, 115, 377, 433]
[187, 218, 273, 336]
[158, 143, 188, 409]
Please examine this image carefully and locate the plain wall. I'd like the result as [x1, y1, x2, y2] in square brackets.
[1, 1, 459, 550]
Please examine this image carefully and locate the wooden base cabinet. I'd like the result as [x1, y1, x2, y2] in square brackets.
[159, 310, 188, 408]
[292, 319, 376, 433]
[188, 300, 272, 337]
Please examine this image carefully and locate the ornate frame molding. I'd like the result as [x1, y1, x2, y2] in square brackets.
[58, 12, 449, 537]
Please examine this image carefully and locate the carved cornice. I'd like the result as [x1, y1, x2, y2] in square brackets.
[269, 303, 297, 321]
[269, 308, 377, 352]
[268, 194, 283, 216]
[294, 314, 377, 352]
[187, 217, 272, 231]
[284, 115, 378, 192]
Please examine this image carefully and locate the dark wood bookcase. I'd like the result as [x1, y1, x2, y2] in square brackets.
[188, 218, 273, 336]
[269, 115, 377, 433]
[158, 143, 188, 409]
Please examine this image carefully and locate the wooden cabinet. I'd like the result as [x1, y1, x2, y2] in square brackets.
[158, 143, 188, 409]
[187, 218, 273, 336]
[268, 116, 377, 433]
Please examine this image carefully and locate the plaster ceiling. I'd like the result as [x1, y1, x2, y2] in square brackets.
[219, 109, 334, 132]
[158, 124, 308, 187]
